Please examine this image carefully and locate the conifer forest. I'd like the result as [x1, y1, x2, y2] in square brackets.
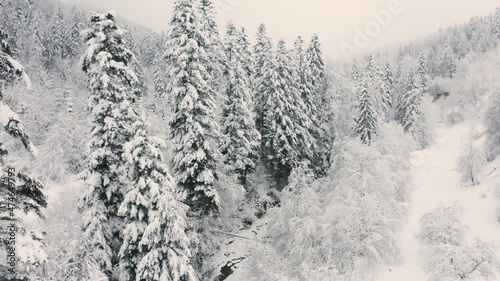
[1, 1, 500, 280]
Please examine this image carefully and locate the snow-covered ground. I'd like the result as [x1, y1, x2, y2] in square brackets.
[377, 120, 500, 281]
[214, 118, 500, 281]
[212, 218, 268, 281]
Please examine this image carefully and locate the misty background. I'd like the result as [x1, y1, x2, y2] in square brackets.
[61, 0, 500, 59]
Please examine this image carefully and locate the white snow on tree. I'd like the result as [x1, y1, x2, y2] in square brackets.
[79, 11, 141, 277]
[459, 140, 486, 186]
[292, 36, 329, 176]
[351, 60, 362, 85]
[354, 68, 379, 145]
[395, 70, 428, 148]
[417, 52, 429, 94]
[485, 92, 500, 159]
[166, 0, 221, 216]
[419, 203, 500, 281]
[494, 8, 500, 39]
[381, 61, 394, 118]
[263, 39, 314, 187]
[221, 22, 260, 187]
[42, 6, 68, 68]
[238, 27, 254, 85]
[119, 115, 197, 281]
[197, 0, 226, 98]
[307, 34, 327, 110]
[252, 23, 273, 156]
[252, 125, 414, 279]
[365, 55, 390, 119]
[0, 28, 47, 279]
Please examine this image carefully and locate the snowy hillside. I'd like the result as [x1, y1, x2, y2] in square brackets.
[213, 107, 500, 281]
[1, 0, 500, 281]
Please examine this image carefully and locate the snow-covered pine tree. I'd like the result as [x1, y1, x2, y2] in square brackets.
[293, 37, 316, 117]
[486, 92, 500, 159]
[0, 28, 48, 279]
[118, 116, 197, 281]
[364, 54, 389, 119]
[0, 0, 30, 50]
[166, 0, 220, 216]
[79, 11, 141, 277]
[239, 27, 254, 85]
[42, 6, 67, 68]
[293, 36, 329, 175]
[417, 52, 428, 93]
[198, 0, 225, 96]
[382, 62, 394, 116]
[439, 46, 457, 78]
[395, 71, 427, 147]
[307, 34, 328, 114]
[253, 23, 273, 153]
[151, 53, 168, 118]
[264, 39, 314, 187]
[221, 23, 260, 187]
[351, 60, 361, 85]
[354, 71, 379, 145]
[67, 6, 85, 59]
[494, 7, 500, 39]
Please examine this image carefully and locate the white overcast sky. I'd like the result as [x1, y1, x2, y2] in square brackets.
[62, 0, 500, 59]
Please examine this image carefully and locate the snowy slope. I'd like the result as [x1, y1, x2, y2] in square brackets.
[214, 117, 500, 281]
[212, 218, 268, 281]
[377, 121, 500, 281]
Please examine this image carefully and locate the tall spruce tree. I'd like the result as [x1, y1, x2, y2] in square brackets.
[379, 62, 393, 119]
[418, 53, 428, 93]
[253, 23, 273, 153]
[221, 23, 260, 187]
[67, 6, 85, 59]
[293, 36, 328, 175]
[354, 70, 379, 145]
[79, 12, 140, 277]
[198, 0, 225, 96]
[352, 61, 362, 85]
[239, 27, 254, 84]
[364, 55, 392, 120]
[383, 62, 394, 104]
[293, 37, 316, 116]
[396, 71, 427, 147]
[494, 7, 500, 38]
[119, 116, 197, 281]
[42, 6, 67, 67]
[166, 0, 220, 216]
[307, 34, 328, 114]
[264, 39, 314, 187]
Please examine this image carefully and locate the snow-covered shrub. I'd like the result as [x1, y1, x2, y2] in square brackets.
[250, 246, 297, 281]
[321, 139, 405, 275]
[459, 140, 486, 186]
[265, 163, 323, 269]
[438, 46, 500, 127]
[419, 203, 500, 281]
[250, 126, 414, 279]
[418, 203, 467, 246]
[376, 122, 416, 201]
[426, 239, 500, 281]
